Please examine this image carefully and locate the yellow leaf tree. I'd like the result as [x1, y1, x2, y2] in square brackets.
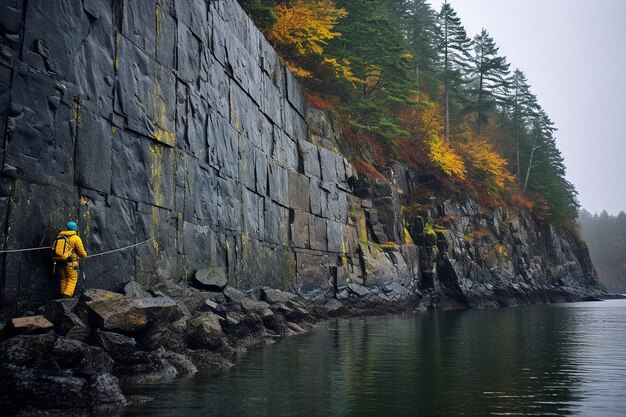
[267, 0, 352, 80]
[458, 139, 514, 193]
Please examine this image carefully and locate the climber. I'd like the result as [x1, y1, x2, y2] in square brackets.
[52, 221, 88, 298]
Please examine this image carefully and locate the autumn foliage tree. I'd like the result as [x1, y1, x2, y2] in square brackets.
[266, 0, 351, 80]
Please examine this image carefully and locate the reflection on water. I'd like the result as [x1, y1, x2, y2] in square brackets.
[120, 300, 626, 417]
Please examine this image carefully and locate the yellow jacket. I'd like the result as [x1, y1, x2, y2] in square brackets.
[59, 230, 87, 261]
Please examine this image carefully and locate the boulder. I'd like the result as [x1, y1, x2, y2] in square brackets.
[323, 298, 345, 316]
[205, 299, 220, 311]
[262, 312, 289, 335]
[260, 287, 297, 304]
[0, 334, 125, 412]
[187, 313, 226, 350]
[137, 318, 189, 352]
[94, 330, 137, 361]
[61, 313, 91, 342]
[223, 286, 246, 302]
[43, 298, 78, 326]
[239, 298, 271, 314]
[274, 301, 313, 324]
[151, 281, 208, 313]
[121, 348, 195, 385]
[10, 315, 53, 335]
[86, 296, 185, 333]
[194, 267, 228, 290]
[205, 291, 227, 304]
[186, 350, 234, 371]
[124, 281, 151, 299]
[81, 289, 125, 303]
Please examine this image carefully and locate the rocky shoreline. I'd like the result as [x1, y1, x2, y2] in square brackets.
[0, 278, 608, 416]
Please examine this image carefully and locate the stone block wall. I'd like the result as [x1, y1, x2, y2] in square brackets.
[0, 0, 378, 312]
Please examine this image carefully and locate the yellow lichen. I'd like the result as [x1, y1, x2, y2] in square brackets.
[114, 32, 121, 72]
[151, 206, 160, 253]
[404, 227, 414, 245]
[149, 143, 164, 208]
[494, 243, 508, 258]
[151, 78, 175, 147]
[72, 101, 82, 129]
[340, 235, 350, 283]
[358, 212, 367, 242]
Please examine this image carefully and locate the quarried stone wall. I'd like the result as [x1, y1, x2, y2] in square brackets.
[0, 0, 406, 313]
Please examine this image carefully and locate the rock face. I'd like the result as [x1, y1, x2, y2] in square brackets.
[0, 0, 363, 314]
[0, 334, 126, 413]
[389, 166, 606, 307]
[0, 0, 603, 317]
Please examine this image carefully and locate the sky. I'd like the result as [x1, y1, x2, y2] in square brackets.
[428, 0, 626, 215]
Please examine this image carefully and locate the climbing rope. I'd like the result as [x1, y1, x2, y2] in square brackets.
[0, 237, 155, 257]
[84, 237, 155, 259]
[0, 246, 49, 254]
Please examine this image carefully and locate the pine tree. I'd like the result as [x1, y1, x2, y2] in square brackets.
[387, 0, 441, 94]
[502, 69, 538, 180]
[328, 0, 416, 137]
[471, 29, 510, 134]
[238, 0, 277, 30]
[438, 1, 473, 141]
[523, 110, 579, 222]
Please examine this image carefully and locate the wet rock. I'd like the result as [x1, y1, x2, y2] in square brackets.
[43, 298, 78, 327]
[61, 313, 90, 342]
[187, 313, 227, 350]
[186, 350, 234, 372]
[221, 310, 266, 341]
[121, 348, 194, 385]
[275, 301, 313, 324]
[94, 330, 137, 361]
[86, 295, 185, 333]
[323, 298, 345, 316]
[260, 287, 298, 304]
[137, 318, 189, 353]
[0, 334, 124, 411]
[194, 267, 228, 291]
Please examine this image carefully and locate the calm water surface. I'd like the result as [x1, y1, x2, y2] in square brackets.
[121, 299, 626, 417]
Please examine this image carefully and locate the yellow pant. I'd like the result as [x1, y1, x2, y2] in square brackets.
[60, 261, 79, 297]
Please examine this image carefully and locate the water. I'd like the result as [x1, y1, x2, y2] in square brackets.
[121, 300, 626, 417]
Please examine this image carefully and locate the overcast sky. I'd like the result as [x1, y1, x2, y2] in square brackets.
[428, 0, 626, 215]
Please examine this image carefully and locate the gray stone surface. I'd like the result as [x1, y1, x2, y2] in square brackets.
[195, 268, 228, 290]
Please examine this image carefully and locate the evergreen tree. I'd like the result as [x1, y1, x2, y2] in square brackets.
[387, 0, 441, 95]
[328, 0, 416, 137]
[501, 69, 538, 180]
[437, 1, 473, 141]
[471, 29, 510, 134]
[524, 110, 579, 222]
[237, 0, 276, 30]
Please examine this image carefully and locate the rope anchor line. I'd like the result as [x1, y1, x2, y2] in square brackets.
[84, 237, 155, 259]
[0, 237, 155, 257]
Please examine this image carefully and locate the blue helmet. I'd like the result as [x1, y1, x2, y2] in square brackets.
[66, 221, 77, 231]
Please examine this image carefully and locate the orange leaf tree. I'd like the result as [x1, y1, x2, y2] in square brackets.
[267, 0, 352, 80]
